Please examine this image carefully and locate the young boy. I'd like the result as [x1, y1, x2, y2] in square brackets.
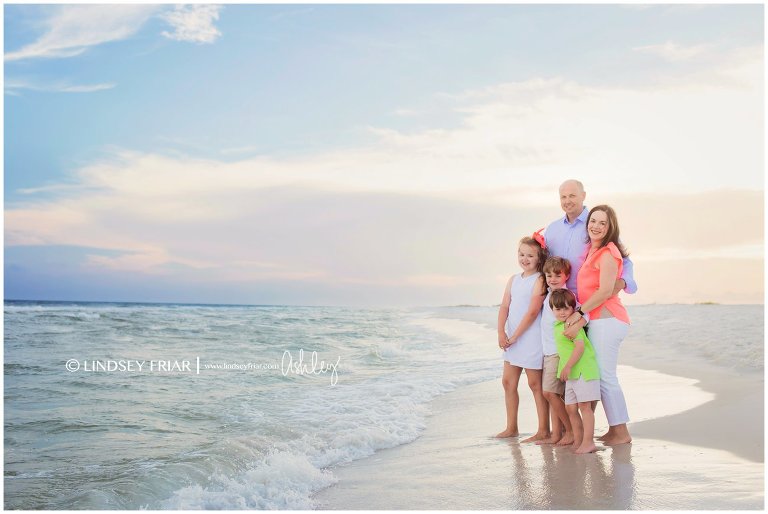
[537, 257, 579, 446]
[550, 288, 601, 454]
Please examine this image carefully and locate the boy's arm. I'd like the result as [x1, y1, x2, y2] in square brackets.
[559, 338, 585, 381]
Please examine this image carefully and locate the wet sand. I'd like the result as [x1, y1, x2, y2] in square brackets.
[313, 314, 764, 510]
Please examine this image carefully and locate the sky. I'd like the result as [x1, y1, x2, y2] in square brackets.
[3, 3, 765, 306]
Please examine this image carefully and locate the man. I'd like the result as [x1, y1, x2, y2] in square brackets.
[544, 179, 637, 295]
[544, 179, 636, 446]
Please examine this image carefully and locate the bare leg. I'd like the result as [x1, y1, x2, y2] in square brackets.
[496, 362, 522, 437]
[538, 392, 572, 445]
[566, 403, 582, 452]
[522, 369, 550, 443]
[575, 402, 597, 454]
[553, 393, 575, 446]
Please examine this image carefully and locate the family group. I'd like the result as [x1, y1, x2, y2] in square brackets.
[497, 179, 634, 454]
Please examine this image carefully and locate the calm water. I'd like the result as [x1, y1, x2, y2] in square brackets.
[4, 301, 763, 509]
[434, 303, 764, 373]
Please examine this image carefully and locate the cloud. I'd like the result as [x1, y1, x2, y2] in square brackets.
[4, 43, 763, 305]
[268, 7, 316, 21]
[160, 5, 223, 44]
[393, 108, 421, 117]
[4, 148, 763, 305]
[6, 182, 763, 305]
[219, 145, 262, 156]
[4, 4, 224, 62]
[633, 41, 713, 61]
[4, 5, 159, 61]
[4, 79, 115, 95]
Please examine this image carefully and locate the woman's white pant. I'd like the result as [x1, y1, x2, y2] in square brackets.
[587, 318, 630, 426]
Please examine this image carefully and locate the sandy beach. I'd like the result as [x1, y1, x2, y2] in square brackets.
[314, 310, 764, 510]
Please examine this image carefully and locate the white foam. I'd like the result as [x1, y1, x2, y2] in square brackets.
[158, 316, 497, 510]
[162, 452, 337, 509]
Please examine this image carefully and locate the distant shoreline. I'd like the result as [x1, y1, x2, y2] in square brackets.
[4, 299, 764, 308]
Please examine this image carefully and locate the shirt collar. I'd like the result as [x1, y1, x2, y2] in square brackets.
[562, 206, 589, 226]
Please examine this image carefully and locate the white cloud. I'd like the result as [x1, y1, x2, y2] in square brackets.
[219, 145, 262, 156]
[160, 5, 223, 44]
[268, 7, 315, 21]
[631, 244, 764, 262]
[4, 4, 224, 62]
[393, 108, 421, 117]
[5, 79, 115, 94]
[4, 43, 763, 304]
[633, 41, 713, 61]
[4, 5, 159, 61]
[404, 274, 478, 287]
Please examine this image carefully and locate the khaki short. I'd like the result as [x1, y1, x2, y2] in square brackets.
[565, 376, 601, 405]
[542, 354, 565, 395]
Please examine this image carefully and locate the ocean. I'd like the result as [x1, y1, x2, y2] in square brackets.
[3, 301, 763, 509]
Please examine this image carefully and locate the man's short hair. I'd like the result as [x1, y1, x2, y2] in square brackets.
[561, 179, 585, 193]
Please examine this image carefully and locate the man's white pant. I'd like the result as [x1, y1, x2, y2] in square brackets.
[587, 318, 630, 426]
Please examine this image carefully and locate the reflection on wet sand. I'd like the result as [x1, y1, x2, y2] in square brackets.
[314, 379, 763, 510]
[505, 440, 636, 509]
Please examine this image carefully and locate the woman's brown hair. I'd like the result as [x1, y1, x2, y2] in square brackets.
[585, 204, 629, 258]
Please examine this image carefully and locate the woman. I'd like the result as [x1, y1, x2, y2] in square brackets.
[566, 204, 632, 446]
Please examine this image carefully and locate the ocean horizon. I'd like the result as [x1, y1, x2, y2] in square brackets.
[5, 298, 763, 308]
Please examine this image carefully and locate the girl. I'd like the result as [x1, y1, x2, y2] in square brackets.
[496, 236, 549, 442]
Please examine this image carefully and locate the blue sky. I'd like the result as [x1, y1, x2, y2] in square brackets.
[4, 4, 765, 305]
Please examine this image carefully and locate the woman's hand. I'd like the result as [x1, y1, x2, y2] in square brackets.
[565, 312, 581, 327]
[563, 321, 581, 340]
[498, 334, 508, 349]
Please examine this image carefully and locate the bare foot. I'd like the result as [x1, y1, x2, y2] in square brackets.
[574, 443, 598, 454]
[495, 429, 519, 438]
[603, 435, 632, 446]
[556, 432, 575, 446]
[522, 431, 550, 443]
[535, 434, 562, 445]
[596, 430, 614, 441]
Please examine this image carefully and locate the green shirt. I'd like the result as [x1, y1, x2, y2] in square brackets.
[554, 321, 600, 381]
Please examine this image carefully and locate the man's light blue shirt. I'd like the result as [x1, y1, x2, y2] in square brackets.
[544, 206, 637, 294]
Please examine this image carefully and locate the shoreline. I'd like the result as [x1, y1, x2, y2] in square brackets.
[314, 373, 763, 509]
[430, 306, 764, 462]
[313, 312, 764, 510]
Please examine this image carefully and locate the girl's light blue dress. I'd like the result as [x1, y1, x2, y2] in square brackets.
[503, 272, 543, 369]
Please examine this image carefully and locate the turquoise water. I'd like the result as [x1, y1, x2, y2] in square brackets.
[4, 301, 763, 509]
